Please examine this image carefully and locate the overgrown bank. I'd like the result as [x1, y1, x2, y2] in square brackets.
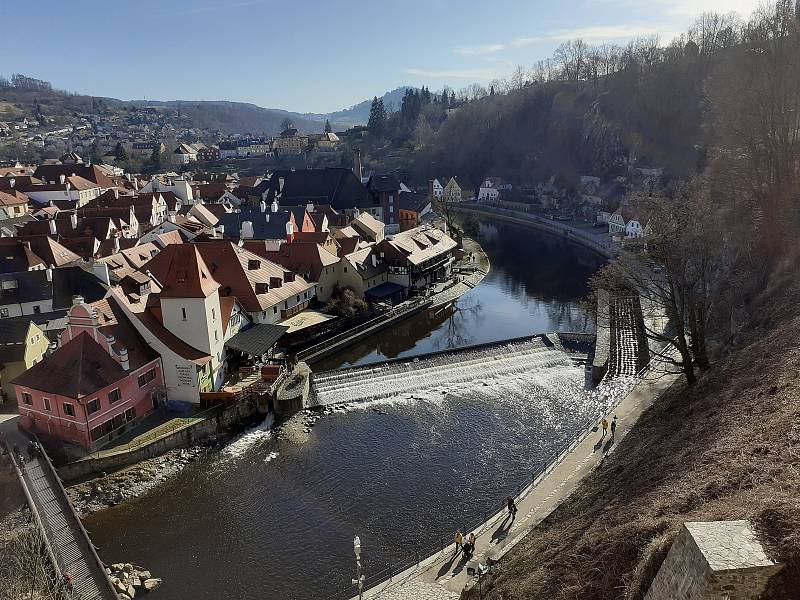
[469, 259, 800, 599]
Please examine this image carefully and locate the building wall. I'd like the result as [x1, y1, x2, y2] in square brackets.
[315, 262, 341, 303]
[15, 358, 163, 449]
[0, 299, 55, 319]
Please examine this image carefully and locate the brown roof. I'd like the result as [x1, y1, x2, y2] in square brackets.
[12, 331, 126, 398]
[15, 235, 82, 267]
[155, 230, 183, 248]
[0, 189, 29, 206]
[33, 164, 116, 190]
[258, 241, 339, 282]
[143, 244, 221, 299]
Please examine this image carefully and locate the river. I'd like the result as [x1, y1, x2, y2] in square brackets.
[84, 221, 606, 600]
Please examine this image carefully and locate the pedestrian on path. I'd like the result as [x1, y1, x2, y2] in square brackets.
[27, 439, 37, 461]
[506, 495, 518, 520]
[454, 529, 463, 553]
[468, 532, 476, 547]
[610, 415, 617, 440]
[600, 417, 609, 439]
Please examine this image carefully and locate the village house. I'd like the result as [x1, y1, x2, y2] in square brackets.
[218, 141, 239, 160]
[197, 145, 220, 161]
[173, 143, 198, 164]
[442, 177, 469, 203]
[0, 317, 50, 403]
[428, 178, 445, 200]
[251, 240, 341, 303]
[366, 174, 402, 232]
[140, 176, 194, 204]
[236, 138, 270, 157]
[397, 192, 432, 231]
[24, 174, 102, 207]
[608, 207, 652, 239]
[274, 127, 309, 155]
[0, 189, 30, 220]
[311, 132, 340, 152]
[13, 296, 165, 449]
[378, 225, 457, 294]
[339, 246, 393, 302]
[350, 211, 385, 243]
[0, 265, 107, 319]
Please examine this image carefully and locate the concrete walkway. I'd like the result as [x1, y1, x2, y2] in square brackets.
[354, 355, 680, 599]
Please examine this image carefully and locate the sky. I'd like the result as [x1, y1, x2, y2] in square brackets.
[1, 0, 764, 114]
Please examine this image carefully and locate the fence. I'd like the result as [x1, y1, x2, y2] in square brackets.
[319, 339, 677, 600]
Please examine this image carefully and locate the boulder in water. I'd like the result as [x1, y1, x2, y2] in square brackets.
[143, 578, 162, 591]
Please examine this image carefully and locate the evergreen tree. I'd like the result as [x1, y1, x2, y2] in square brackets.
[490, 85, 495, 96]
[367, 97, 387, 136]
[150, 143, 162, 167]
[113, 141, 127, 161]
[324, 119, 332, 133]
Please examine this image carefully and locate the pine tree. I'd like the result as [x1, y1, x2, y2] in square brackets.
[324, 119, 332, 133]
[368, 97, 386, 136]
[150, 143, 162, 167]
[114, 141, 127, 161]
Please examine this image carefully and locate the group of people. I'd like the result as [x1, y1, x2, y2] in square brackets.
[4, 439, 40, 472]
[600, 415, 618, 440]
[453, 496, 519, 559]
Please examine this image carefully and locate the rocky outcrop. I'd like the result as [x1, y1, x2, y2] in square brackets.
[107, 563, 161, 597]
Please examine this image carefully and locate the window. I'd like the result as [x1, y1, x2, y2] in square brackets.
[42, 397, 51, 411]
[343, 267, 348, 273]
[33, 305, 41, 314]
[215, 330, 219, 342]
[211, 307, 216, 321]
[0, 308, 7, 318]
[22, 392, 32, 405]
[296, 295, 300, 303]
[273, 306, 277, 314]
[138, 368, 156, 388]
[108, 388, 121, 404]
[124, 407, 136, 422]
[87, 398, 100, 414]
[63, 403, 75, 417]
[181, 307, 187, 320]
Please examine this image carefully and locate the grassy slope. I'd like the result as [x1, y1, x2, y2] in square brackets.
[473, 257, 800, 599]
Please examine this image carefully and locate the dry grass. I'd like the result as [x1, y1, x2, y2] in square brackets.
[471, 269, 800, 599]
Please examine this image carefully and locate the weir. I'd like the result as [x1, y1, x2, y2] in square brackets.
[310, 333, 592, 406]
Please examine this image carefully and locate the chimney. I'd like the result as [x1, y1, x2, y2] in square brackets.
[371, 254, 377, 268]
[353, 147, 362, 181]
[8, 178, 14, 189]
[119, 347, 130, 371]
[59, 174, 66, 185]
[265, 213, 270, 223]
[168, 212, 176, 223]
[285, 220, 294, 243]
[70, 213, 78, 229]
[113, 236, 120, 254]
[48, 219, 57, 235]
[306, 202, 314, 213]
[260, 201, 267, 213]
[72, 295, 85, 306]
[240, 220, 254, 239]
[271, 200, 278, 213]
[46, 265, 53, 282]
[90, 261, 111, 286]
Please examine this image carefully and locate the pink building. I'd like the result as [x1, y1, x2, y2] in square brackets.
[13, 296, 164, 449]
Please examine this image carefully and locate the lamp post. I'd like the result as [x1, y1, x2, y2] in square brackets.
[352, 536, 364, 600]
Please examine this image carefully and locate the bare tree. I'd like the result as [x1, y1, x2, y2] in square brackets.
[0, 525, 64, 600]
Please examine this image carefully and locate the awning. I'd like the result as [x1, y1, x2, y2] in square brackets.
[364, 281, 405, 301]
[225, 324, 288, 356]
[278, 310, 337, 333]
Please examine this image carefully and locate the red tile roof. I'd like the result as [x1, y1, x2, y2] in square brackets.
[143, 244, 221, 299]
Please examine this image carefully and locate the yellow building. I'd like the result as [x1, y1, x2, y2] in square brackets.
[0, 318, 51, 404]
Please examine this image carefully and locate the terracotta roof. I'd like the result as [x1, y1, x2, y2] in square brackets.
[143, 244, 221, 299]
[258, 241, 339, 282]
[154, 230, 183, 248]
[0, 239, 46, 272]
[381, 225, 457, 266]
[15, 235, 82, 267]
[12, 331, 125, 398]
[191, 240, 314, 313]
[0, 189, 29, 206]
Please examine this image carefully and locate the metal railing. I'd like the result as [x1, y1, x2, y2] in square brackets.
[320, 339, 676, 600]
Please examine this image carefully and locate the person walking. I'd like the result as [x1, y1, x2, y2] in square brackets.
[454, 529, 464, 553]
[600, 417, 609, 439]
[27, 440, 36, 461]
[468, 532, 476, 547]
[506, 495, 518, 519]
[610, 415, 617, 440]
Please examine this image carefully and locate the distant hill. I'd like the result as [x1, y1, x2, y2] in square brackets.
[304, 87, 417, 128]
[0, 77, 415, 135]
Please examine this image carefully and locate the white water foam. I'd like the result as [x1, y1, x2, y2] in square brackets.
[264, 451, 279, 463]
[222, 413, 275, 459]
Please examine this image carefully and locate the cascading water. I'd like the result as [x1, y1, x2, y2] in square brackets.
[311, 338, 575, 406]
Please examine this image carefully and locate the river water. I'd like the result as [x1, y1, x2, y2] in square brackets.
[84, 221, 606, 600]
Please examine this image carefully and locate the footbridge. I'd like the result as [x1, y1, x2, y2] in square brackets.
[310, 332, 594, 407]
[4, 428, 117, 600]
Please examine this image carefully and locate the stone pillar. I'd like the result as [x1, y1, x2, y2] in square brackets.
[645, 521, 782, 600]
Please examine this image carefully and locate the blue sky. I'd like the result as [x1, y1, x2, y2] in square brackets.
[1, 0, 762, 113]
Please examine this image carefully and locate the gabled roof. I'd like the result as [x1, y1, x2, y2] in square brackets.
[344, 247, 386, 280]
[51, 266, 108, 310]
[0, 239, 46, 272]
[351, 212, 384, 241]
[15, 235, 82, 267]
[0, 189, 29, 206]
[367, 173, 401, 193]
[397, 191, 431, 213]
[143, 244, 221, 299]
[253, 241, 339, 282]
[381, 225, 457, 266]
[217, 206, 295, 240]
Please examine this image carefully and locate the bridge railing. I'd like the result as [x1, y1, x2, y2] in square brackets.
[320, 339, 677, 600]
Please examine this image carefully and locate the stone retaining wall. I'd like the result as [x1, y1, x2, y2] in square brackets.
[57, 402, 258, 481]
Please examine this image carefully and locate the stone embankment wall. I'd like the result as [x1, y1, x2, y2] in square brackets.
[644, 521, 782, 600]
[58, 402, 258, 481]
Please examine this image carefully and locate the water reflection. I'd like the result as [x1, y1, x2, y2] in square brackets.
[316, 221, 603, 371]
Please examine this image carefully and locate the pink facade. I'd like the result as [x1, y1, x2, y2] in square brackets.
[14, 300, 165, 450]
[16, 360, 162, 449]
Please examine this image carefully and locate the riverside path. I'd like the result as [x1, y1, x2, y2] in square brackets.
[349, 349, 681, 600]
[1, 415, 117, 600]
